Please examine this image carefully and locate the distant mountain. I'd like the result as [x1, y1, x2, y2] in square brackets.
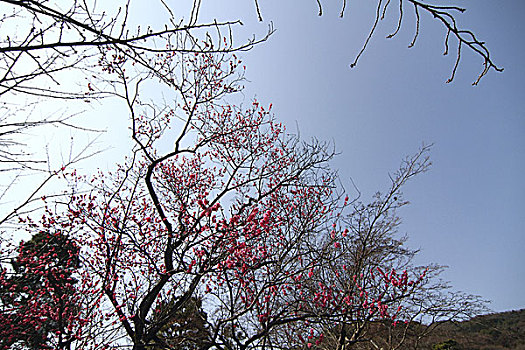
[312, 309, 525, 350]
[422, 309, 525, 350]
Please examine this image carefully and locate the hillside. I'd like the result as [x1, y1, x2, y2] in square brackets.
[422, 309, 525, 349]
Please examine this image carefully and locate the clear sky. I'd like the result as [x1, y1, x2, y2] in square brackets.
[192, 0, 525, 312]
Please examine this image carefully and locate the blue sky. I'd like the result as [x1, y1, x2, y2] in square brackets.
[194, 0, 525, 312]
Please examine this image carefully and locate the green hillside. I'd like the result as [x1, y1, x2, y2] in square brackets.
[422, 309, 525, 350]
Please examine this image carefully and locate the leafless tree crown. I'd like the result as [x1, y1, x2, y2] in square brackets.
[252, 0, 502, 85]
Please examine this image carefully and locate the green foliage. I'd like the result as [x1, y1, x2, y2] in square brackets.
[433, 339, 462, 350]
[149, 296, 210, 350]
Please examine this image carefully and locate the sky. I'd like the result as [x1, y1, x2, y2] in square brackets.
[189, 0, 525, 312]
[1, 0, 523, 313]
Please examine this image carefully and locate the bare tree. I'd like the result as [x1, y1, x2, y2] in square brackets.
[0, 0, 271, 98]
[248, 0, 503, 85]
[0, 0, 272, 227]
[304, 147, 489, 350]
